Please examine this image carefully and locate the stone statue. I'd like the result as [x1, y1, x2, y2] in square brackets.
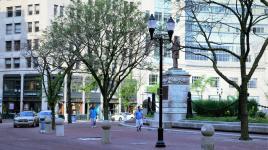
[172, 36, 180, 68]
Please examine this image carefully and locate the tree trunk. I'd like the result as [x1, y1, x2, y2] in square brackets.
[239, 84, 250, 140]
[51, 104, 56, 130]
[103, 96, 109, 120]
[67, 72, 72, 123]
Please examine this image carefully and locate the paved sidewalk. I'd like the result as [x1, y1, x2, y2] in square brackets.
[0, 121, 267, 150]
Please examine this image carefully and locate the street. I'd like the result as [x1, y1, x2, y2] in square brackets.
[0, 121, 267, 150]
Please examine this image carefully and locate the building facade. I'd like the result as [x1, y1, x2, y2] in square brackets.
[135, 0, 268, 108]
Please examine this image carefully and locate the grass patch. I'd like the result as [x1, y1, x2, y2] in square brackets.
[188, 116, 268, 123]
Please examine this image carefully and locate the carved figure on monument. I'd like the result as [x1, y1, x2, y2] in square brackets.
[172, 36, 180, 68]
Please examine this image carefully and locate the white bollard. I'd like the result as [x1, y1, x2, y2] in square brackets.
[55, 118, 64, 136]
[45, 117, 52, 133]
[201, 124, 215, 150]
[101, 120, 111, 144]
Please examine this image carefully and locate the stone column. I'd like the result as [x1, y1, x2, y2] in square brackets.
[20, 74, 24, 112]
[41, 75, 48, 110]
[82, 76, 86, 114]
[201, 124, 215, 150]
[0, 74, 3, 113]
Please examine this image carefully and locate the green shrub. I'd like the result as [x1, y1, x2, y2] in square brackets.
[256, 111, 266, 118]
[192, 99, 238, 117]
[192, 99, 259, 117]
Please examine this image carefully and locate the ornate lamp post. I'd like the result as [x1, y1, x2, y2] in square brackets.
[148, 14, 175, 148]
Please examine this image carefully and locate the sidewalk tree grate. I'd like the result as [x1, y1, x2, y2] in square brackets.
[78, 137, 102, 141]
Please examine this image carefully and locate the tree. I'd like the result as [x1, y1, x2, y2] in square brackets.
[26, 21, 77, 129]
[191, 75, 214, 99]
[55, 0, 150, 120]
[180, 0, 268, 140]
[119, 75, 138, 112]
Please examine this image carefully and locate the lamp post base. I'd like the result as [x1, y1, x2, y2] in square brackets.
[155, 128, 166, 148]
[155, 140, 166, 147]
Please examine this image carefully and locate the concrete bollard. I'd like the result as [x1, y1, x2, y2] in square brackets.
[39, 118, 45, 134]
[45, 117, 52, 133]
[55, 118, 64, 136]
[201, 124, 215, 150]
[101, 120, 111, 144]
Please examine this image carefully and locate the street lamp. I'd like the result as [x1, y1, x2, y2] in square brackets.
[148, 14, 175, 148]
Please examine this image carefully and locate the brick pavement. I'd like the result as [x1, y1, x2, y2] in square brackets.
[0, 121, 267, 150]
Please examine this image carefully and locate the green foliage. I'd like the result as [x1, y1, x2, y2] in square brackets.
[119, 75, 138, 111]
[146, 84, 159, 94]
[192, 99, 238, 117]
[192, 99, 259, 117]
[188, 116, 268, 123]
[256, 111, 266, 118]
[190, 75, 214, 99]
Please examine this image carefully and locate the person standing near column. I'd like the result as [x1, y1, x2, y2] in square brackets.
[135, 106, 143, 132]
[89, 104, 97, 128]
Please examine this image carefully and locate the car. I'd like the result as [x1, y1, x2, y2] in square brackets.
[13, 111, 39, 128]
[111, 112, 134, 121]
[38, 110, 52, 122]
[122, 112, 134, 120]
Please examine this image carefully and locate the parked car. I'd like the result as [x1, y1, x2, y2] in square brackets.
[13, 111, 39, 128]
[38, 110, 52, 122]
[111, 112, 134, 121]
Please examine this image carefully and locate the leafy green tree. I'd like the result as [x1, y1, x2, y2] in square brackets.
[191, 75, 214, 99]
[49, 0, 150, 120]
[119, 75, 138, 112]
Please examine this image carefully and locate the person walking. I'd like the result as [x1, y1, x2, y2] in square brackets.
[89, 104, 97, 128]
[135, 106, 143, 132]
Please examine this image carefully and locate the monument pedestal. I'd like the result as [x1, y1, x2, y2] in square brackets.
[152, 68, 190, 128]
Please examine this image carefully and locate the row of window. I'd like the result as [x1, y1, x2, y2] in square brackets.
[5, 39, 39, 51]
[5, 57, 38, 69]
[149, 74, 257, 88]
[6, 22, 40, 35]
[6, 4, 40, 17]
[6, 23, 21, 34]
[27, 21, 40, 33]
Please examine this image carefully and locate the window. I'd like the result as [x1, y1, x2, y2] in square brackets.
[26, 57, 31, 68]
[6, 24, 12, 35]
[34, 39, 39, 49]
[15, 6, 21, 16]
[154, 12, 162, 21]
[33, 57, 38, 68]
[149, 74, 158, 85]
[7, 7, 13, 17]
[229, 77, 238, 88]
[192, 76, 201, 84]
[265, 9, 268, 15]
[248, 78, 257, 88]
[27, 40, 32, 50]
[164, 13, 171, 22]
[14, 23, 21, 34]
[6, 41, 12, 51]
[28, 5, 33, 15]
[28, 22, 32, 32]
[54, 5, 58, 16]
[14, 58, 20, 68]
[34, 21, 39, 32]
[35, 4, 40, 14]
[5, 58, 12, 68]
[211, 77, 219, 87]
[60, 6, 64, 16]
[253, 27, 264, 33]
[14, 40, 20, 51]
